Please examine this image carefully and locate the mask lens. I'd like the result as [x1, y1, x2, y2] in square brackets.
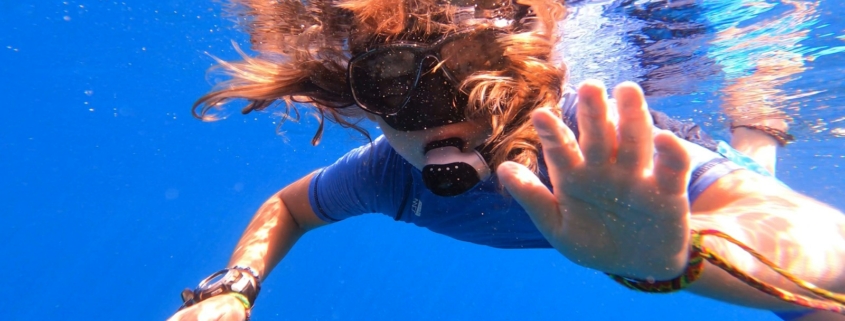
[449, 0, 510, 9]
[348, 30, 500, 131]
[349, 48, 422, 115]
[382, 57, 467, 131]
[438, 32, 503, 81]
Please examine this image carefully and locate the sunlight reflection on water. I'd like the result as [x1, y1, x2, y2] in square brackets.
[561, 0, 845, 141]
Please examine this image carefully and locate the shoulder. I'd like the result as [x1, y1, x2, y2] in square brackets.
[324, 136, 405, 171]
[316, 135, 414, 185]
[308, 136, 416, 221]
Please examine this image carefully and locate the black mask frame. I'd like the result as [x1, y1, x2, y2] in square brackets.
[347, 30, 500, 131]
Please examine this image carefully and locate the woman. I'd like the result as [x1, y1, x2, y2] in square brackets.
[169, 0, 845, 320]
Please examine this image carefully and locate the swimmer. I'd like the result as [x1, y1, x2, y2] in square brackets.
[168, 1, 845, 320]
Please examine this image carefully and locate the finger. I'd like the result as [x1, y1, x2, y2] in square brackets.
[531, 107, 584, 174]
[653, 130, 691, 195]
[576, 80, 617, 165]
[614, 82, 654, 172]
[497, 161, 562, 238]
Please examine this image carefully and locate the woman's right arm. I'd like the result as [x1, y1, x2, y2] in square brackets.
[168, 171, 328, 321]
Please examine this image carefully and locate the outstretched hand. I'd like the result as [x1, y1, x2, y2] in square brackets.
[498, 80, 694, 280]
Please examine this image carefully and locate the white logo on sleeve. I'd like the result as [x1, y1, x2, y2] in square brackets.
[411, 198, 423, 216]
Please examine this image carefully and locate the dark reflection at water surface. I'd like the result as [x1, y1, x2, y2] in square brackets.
[561, 0, 845, 139]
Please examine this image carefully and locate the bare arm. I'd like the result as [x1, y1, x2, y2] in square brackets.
[227, 171, 328, 281]
[689, 169, 845, 313]
[729, 121, 786, 174]
[721, 52, 803, 174]
[168, 172, 327, 321]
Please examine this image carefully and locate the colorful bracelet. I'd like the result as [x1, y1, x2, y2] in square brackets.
[226, 292, 251, 310]
[607, 231, 704, 293]
[225, 293, 252, 321]
[608, 229, 845, 315]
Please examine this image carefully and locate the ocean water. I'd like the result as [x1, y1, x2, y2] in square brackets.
[1, 1, 843, 320]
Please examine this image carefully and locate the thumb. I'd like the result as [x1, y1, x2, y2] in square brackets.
[497, 161, 563, 238]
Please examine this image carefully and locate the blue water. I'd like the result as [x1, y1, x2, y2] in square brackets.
[1, 1, 843, 320]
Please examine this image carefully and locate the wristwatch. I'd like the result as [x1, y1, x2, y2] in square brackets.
[179, 266, 261, 312]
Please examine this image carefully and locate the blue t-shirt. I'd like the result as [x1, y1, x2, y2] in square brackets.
[306, 92, 817, 320]
[308, 92, 745, 248]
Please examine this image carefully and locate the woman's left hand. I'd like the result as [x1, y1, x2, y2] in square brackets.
[498, 80, 694, 280]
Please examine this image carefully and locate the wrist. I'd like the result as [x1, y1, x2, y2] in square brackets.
[179, 266, 262, 312]
[616, 232, 692, 281]
[607, 231, 704, 293]
[225, 292, 251, 310]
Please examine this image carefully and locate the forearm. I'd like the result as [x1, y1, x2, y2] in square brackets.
[687, 174, 845, 310]
[168, 175, 322, 320]
[227, 192, 305, 282]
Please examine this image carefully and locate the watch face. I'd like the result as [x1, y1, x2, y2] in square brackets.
[201, 270, 231, 289]
[188, 268, 259, 308]
[204, 269, 251, 293]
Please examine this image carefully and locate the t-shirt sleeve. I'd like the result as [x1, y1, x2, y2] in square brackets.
[308, 136, 413, 223]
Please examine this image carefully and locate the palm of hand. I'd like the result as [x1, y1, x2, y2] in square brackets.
[499, 80, 693, 280]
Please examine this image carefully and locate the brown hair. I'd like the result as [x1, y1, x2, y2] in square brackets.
[194, 0, 568, 171]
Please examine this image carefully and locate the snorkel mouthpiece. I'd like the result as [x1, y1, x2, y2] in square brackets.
[422, 138, 491, 197]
